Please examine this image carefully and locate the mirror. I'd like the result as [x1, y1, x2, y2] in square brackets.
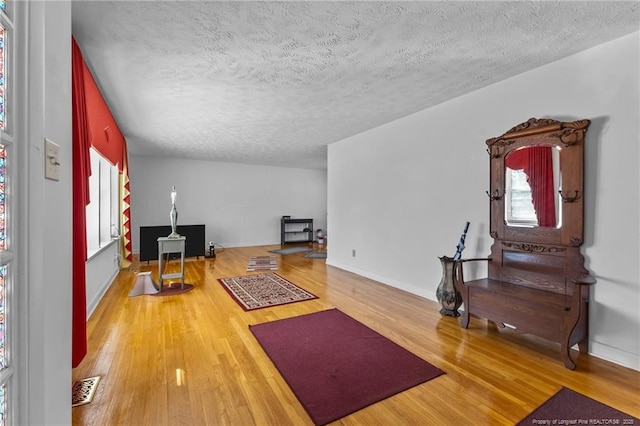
[504, 145, 561, 228]
[486, 118, 589, 246]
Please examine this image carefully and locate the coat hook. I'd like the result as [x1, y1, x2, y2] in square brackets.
[486, 148, 501, 159]
[559, 190, 580, 203]
[486, 190, 503, 201]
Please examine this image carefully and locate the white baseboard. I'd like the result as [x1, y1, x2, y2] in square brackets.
[326, 259, 433, 301]
[86, 267, 119, 319]
[590, 341, 640, 372]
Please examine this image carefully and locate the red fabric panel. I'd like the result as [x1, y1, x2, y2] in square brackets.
[505, 147, 528, 171]
[71, 38, 91, 368]
[82, 61, 126, 171]
[527, 147, 556, 227]
[121, 142, 133, 263]
[506, 146, 556, 227]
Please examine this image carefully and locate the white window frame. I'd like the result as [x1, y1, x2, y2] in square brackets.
[505, 167, 538, 226]
[86, 147, 119, 259]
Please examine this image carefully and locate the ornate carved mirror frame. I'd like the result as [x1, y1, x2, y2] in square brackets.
[486, 118, 590, 247]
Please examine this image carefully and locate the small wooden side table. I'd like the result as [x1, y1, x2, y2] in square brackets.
[157, 236, 186, 291]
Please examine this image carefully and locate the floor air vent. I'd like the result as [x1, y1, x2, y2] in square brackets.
[71, 376, 101, 407]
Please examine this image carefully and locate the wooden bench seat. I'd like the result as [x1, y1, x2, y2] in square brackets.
[456, 265, 593, 369]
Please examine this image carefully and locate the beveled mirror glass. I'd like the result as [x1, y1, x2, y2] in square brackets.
[504, 145, 561, 228]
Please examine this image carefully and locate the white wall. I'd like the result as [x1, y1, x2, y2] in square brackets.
[86, 241, 121, 318]
[18, 1, 73, 424]
[129, 156, 327, 251]
[328, 32, 640, 371]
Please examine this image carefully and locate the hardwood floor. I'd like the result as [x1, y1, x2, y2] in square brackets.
[72, 244, 640, 425]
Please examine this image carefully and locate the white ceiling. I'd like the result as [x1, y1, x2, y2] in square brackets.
[71, 1, 640, 170]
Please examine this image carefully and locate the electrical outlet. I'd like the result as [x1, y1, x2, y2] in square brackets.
[352, 249, 356, 257]
[45, 138, 61, 181]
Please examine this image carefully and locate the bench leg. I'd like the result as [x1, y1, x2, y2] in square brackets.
[577, 298, 590, 354]
[561, 287, 589, 369]
[460, 308, 470, 328]
[561, 342, 577, 370]
[458, 283, 470, 328]
[578, 339, 588, 354]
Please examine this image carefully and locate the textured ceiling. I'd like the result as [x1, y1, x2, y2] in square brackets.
[71, 1, 640, 170]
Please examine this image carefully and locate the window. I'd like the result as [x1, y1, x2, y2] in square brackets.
[86, 147, 119, 258]
[505, 168, 538, 226]
[0, 2, 13, 424]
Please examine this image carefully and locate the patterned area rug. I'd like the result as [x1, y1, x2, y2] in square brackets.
[218, 273, 318, 311]
[247, 255, 278, 271]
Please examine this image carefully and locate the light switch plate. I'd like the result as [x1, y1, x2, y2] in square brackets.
[45, 138, 60, 181]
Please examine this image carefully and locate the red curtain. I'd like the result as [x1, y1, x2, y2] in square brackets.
[83, 62, 123, 166]
[506, 146, 556, 227]
[71, 37, 92, 368]
[81, 55, 133, 264]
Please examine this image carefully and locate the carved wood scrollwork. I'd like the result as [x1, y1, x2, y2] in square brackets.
[506, 117, 560, 134]
[550, 120, 590, 146]
[502, 241, 566, 253]
[570, 237, 583, 247]
[485, 137, 516, 150]
[488, 118, 590, 146]
[486, 148, 501, 159]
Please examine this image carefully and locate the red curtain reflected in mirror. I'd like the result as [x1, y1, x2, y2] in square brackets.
[506, 146, 556, 227]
